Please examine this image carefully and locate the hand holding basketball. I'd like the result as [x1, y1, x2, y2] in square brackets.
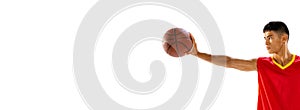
[186, 33, 198, 56]
[162, 28, 194, 57]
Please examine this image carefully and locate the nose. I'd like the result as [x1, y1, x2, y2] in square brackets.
[265, 39, 270, 45]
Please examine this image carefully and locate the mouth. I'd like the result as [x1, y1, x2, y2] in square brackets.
[266, 46, 271, 50]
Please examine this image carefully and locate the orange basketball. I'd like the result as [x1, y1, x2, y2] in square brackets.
[162, 28, 193, 57]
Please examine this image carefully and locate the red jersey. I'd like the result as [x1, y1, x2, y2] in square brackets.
[257, 54, 300, 110]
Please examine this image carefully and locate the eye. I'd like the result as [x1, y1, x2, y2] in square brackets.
[269, 37, 272, 40]
[264, 36, 272, 40]
[264, 37, 269, 40]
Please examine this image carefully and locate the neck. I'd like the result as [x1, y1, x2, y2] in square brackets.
[272, 42, 293, 66]
[273, 49, 292, 66]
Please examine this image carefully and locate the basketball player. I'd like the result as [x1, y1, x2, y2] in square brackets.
[187, 21, 300, 110]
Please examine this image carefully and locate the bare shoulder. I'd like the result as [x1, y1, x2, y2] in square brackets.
[248, 58, 258, 71]
[251, 58, 258, 63]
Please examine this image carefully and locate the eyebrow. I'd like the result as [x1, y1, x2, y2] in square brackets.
[266, 35, 272, 37]
[264, 35, 272, 39]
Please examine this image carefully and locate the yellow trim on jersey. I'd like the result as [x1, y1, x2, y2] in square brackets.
[271, 54, 295, 69]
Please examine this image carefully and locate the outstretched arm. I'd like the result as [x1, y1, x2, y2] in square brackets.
[187, 34, 257, 71]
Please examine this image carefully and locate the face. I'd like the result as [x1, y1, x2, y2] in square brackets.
[264, 31, 285, 54]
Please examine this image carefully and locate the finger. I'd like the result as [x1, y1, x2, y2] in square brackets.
[189, 33, 198, 46]
[189, 32, 195, 41]
[189, 33, 195, 44]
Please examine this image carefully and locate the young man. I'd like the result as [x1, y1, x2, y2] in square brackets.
[187, 21, 300, 110]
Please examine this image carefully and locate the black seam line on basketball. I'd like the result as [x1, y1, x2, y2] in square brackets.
[166, 33, 181, 36]
[173, 29, 180, 54]
[168, 42, 176, 46]
[166, 32, 183, 39]
[166, 44, 172, 52]
[166, 39, 177, 43]
[166, 41, 189, 54]
[166, 36, 189, 41]
[165, 33, 180, 42]
[167, 40, 189, 49]
[166, 38, 175, 41]
[176, 41, 191, 50]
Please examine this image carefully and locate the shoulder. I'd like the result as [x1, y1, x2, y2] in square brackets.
[256, 56, 272, 67]
[294, 55, 300, 62]
[256, 56, 272, 70]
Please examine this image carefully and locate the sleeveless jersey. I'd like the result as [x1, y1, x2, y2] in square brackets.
[257, 55, 300, 110]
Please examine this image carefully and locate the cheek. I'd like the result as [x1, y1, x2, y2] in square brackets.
[269, 39, 274, 44]
[271, 41, 282, 49]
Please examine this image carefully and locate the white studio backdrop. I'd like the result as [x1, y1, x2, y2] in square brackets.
[1, 0, 300, 110]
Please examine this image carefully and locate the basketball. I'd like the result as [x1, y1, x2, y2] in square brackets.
[162, 28, 193, 57]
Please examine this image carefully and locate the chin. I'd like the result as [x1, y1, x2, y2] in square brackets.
[267, 51, 274, 54]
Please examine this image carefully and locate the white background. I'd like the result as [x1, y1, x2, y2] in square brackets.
[1, 0, 300, 110]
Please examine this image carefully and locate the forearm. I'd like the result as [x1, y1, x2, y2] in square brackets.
[188, 34, 256, 71]
[195, 52, 229, 67]
[194, 51, 257, 71]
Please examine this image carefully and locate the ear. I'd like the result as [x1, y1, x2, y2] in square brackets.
[281, 34, 288, 43]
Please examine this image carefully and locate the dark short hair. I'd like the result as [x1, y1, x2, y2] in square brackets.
[263, 21, 289, 39]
